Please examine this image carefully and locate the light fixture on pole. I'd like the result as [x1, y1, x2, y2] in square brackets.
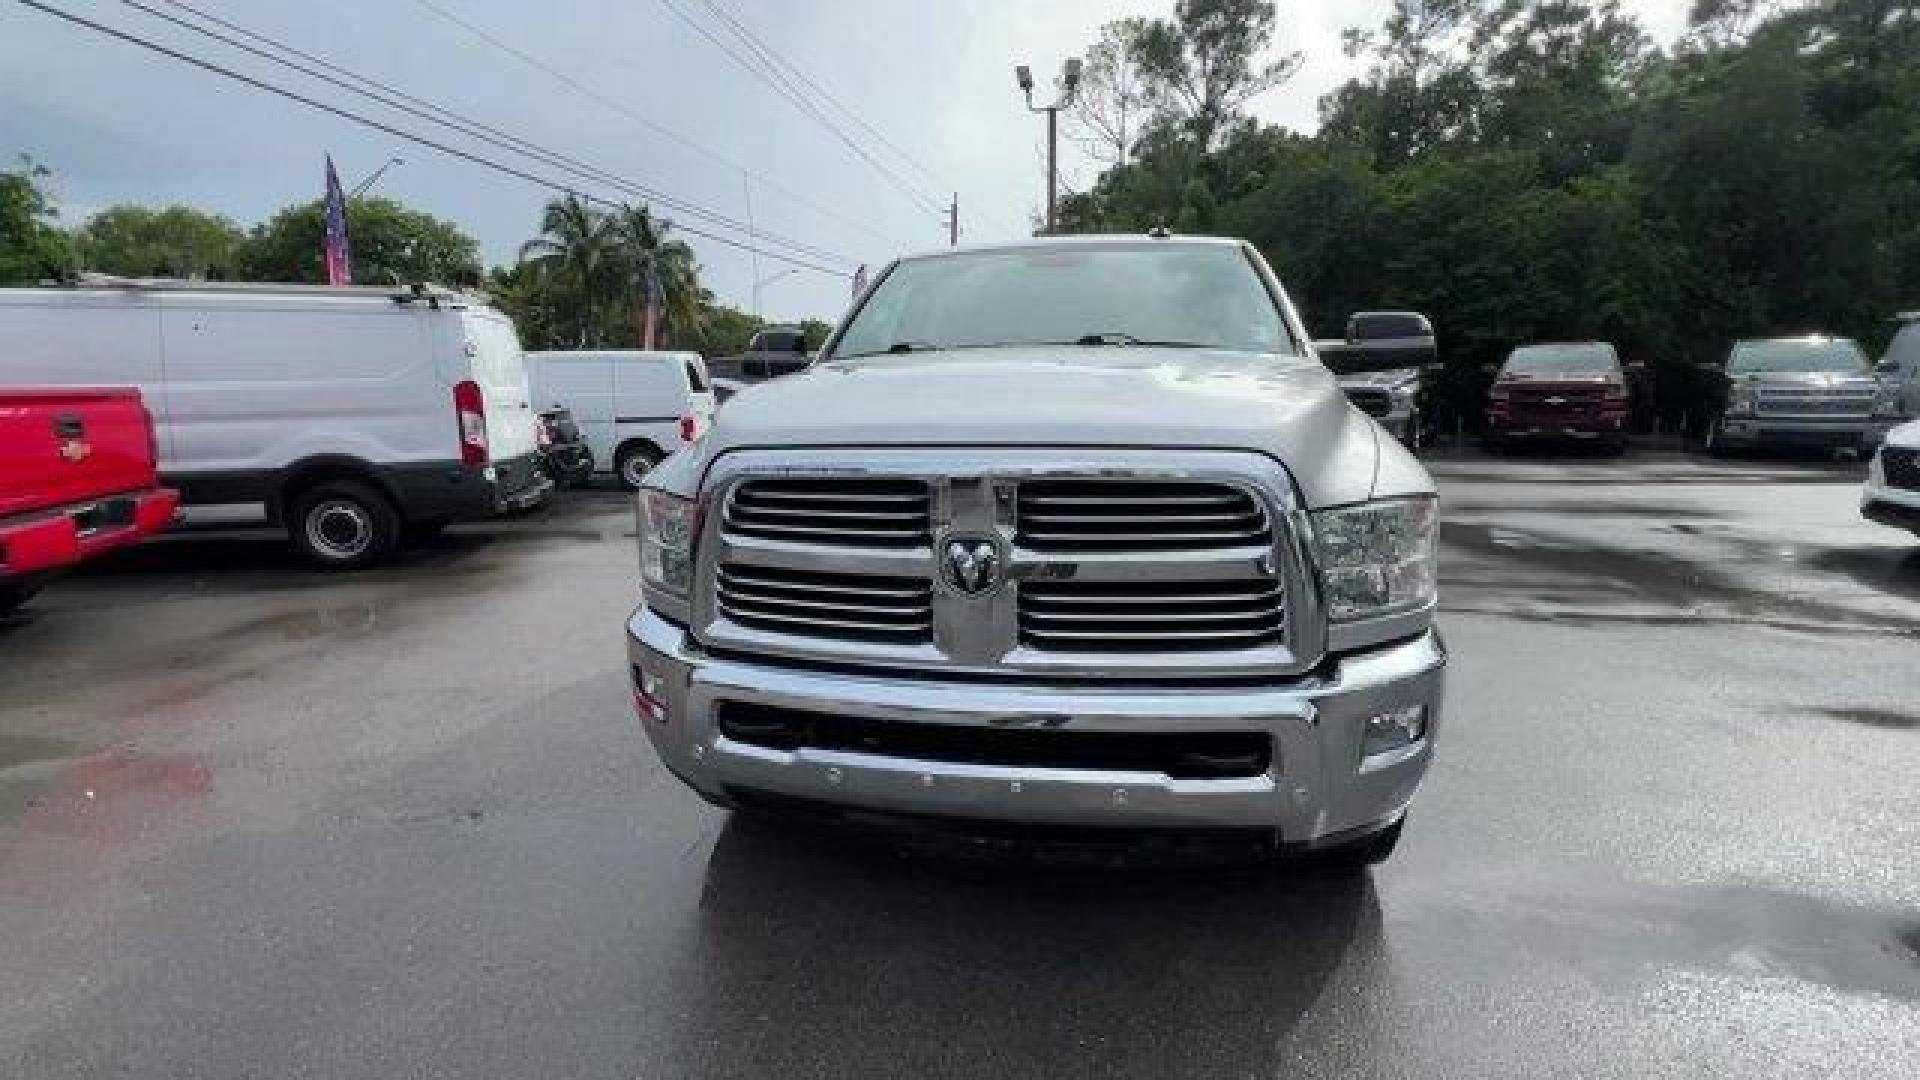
[349, 156, 405, 198]
[1016, 58, 1081, 234]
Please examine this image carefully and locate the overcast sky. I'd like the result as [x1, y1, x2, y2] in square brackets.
[2, 0, 1691, 321]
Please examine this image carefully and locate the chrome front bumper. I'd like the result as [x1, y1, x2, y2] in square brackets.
[627, 606, 1445, 846]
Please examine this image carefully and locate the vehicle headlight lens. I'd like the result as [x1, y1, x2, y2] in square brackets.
[1872, 387, 1904, 418]
[1311, 496, 1438, 622]
[1726, 382, 1757, 415]
[1488, 387, 1511, 403]
[1603, 385, 1628, 402]
[637, 489, 697, 602]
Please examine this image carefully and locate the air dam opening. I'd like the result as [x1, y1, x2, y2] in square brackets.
[717, 702, 1273, 780]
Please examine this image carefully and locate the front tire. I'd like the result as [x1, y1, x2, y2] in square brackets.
[1, 577, 44, 617]
[616, 444, 663, 491]
[287, 481, 400, 571]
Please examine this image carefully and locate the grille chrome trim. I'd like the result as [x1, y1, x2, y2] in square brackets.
[695, 449, 1323, 680]
[1016, 479, 1270, 551]
[715, 564, 933, 644]
[1020, 578, 1285, 652]
[725, 477, 931, 548]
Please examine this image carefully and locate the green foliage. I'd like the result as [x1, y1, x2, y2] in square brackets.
[77, 204, 244, 278]
[507, 195, 714, 351]
[1066, 0, 1920, 431]
[236, 197, 482, 287]
[0, 157, 76, 285]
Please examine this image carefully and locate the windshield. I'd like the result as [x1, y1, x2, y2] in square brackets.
[1504, 343, 1619, 375]
[1729, 338, 1869, 374]
[829, 244, 1294, 359]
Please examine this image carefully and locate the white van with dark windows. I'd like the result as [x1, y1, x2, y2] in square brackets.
[0, 279, 550, 569]
[524, 350, 716, 489]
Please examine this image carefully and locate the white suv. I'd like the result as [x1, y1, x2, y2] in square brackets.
[1863, 418, 1920, 538]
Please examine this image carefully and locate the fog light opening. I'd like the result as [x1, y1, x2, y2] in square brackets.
[1362, 705, 1427, 758]
[632, 665, 670, 724]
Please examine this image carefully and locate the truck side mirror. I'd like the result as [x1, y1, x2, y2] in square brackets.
[1315, 311, 1437, 375]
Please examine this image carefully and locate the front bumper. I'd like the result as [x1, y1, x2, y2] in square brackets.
[382, 452, 553, 521]
[627, 606, 1446, 846]
[1486, 410, 1627, 440]
[1862, 459, 1920, 533]
[1716, 415, 1872, 448]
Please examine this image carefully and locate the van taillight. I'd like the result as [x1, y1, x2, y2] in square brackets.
[679, 415, 698, 442]
[454, 380, 489, 465]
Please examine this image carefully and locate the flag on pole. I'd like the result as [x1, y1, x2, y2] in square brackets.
[322, 155, 353, 286]
[640, 261, 665, 350]
[851, 263, 868, 300]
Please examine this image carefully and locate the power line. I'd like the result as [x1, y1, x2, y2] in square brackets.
[698, 0, 943, 190]
[11, 0, 848, 276]
[658, 0, 945, 217]
[689, 0, 1022, 238]
[123, 0, 851, 267]
[402, 0, 904, 250]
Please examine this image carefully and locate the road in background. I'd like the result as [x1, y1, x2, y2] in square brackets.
[2, 455, 1917, 1078]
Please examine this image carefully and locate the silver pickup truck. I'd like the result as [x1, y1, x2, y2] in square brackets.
[627, 235, 1445, 865]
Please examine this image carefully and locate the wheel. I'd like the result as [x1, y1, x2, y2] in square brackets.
[401, 518, 450, 546]
[1314, 816, 1404, 871]
[286, 481, 400, 571]
[1, 577, 43, 617]
[616, 443, 664, 490]
[1704, 419, 1729, 458]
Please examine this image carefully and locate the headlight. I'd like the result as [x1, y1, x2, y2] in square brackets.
[1726, 381, 1757, 415]
[1872, 387, 1904, 418]
[1603, 385, 1628, 402]
[1310, 496, 1438, 622]
[1487, 387, 1511, 403]
[637, 489, 698, 606]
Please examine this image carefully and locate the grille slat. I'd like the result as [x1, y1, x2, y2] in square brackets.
[727, 478, 931, 549]
[1019, 579, 1284, 653]
[716, 562, 932, 644]
[1017, 480, 1270, 551]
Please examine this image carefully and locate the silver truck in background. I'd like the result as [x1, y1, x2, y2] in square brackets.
[1706, 335, 1882, 454]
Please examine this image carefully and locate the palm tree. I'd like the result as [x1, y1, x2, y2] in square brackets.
[519, 193, 615, 346]
[609, 203, 704, 348]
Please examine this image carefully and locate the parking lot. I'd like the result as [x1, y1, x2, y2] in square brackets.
[3, 452, 1917, 1079]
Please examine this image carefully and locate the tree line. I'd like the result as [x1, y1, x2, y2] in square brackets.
[0, 161, 809, 357]
[1059, 0, 1920, 431]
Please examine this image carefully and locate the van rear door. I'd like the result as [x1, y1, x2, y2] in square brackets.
[462, 311, 537, 463]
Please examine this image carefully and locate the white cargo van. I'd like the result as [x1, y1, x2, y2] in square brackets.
[524, 350, 716, 488]
[0, 279, 550, 569]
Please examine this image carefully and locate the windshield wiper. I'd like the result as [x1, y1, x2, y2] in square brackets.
[1064, 333, 1209, 348]
[838, 340, 943, 359]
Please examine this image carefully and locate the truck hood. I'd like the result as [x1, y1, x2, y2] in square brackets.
[697, 348, 1389, 508]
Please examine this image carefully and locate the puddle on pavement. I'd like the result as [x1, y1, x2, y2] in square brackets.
[9, 749, 214, 839]
[1441, 521, 1920, 637]
[0, 731, 81, 771]
[1818, 708, 1920, 731]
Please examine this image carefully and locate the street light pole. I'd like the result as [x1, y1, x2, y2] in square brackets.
[348, 156, 404, 198]
[1015, 59, 1081, 234]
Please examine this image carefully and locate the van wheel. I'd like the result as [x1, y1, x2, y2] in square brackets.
[288, 481, 399, 571]
[616, 444, 663, 490]
[1, 577, 44, 617]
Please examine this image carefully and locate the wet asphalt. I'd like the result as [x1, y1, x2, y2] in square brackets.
[2, 451, 1917, 1079]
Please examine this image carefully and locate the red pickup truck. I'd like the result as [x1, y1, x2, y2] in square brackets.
[1, 388, 178, 614]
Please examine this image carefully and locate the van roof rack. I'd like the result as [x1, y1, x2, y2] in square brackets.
[68, 273, 474, 307]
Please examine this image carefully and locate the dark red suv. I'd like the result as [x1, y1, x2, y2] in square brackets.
[1485, 341, 1632, 454]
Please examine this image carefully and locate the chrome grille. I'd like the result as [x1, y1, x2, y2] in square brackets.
[1016, 480, 1270, 551]
[1019, 579, 1284, 652]
[1754, 395, 1874, 416]
[724, 477, 931, 548]
[716, 564, 932, 644]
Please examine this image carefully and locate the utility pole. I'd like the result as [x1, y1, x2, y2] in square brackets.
[943, 193, 959, 246]
[742, 174, 761, 318]
[1015, 59, 1081, 234]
